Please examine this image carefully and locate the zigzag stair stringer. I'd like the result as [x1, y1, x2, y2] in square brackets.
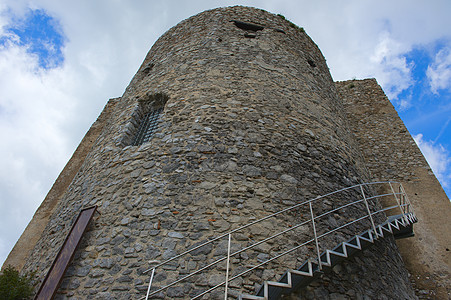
[238, 213, 416, 300]
[320, 248, 349, 267]
[389, 219, 402, 231]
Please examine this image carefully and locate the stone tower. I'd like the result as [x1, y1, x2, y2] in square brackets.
[3, 6, 450, 299]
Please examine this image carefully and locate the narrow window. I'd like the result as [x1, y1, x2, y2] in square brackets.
[122, 92, 168, 147]
[132, 107, 163, 146]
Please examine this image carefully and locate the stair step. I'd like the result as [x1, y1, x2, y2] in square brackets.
[290, 268, 313, 278]
[239, 294, 266, 300]
[266, 281, 292, 289]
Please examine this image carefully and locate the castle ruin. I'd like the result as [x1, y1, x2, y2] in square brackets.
[3, 6, 451, 299]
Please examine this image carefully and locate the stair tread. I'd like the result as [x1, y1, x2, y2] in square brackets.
[239, 294, 266, 300]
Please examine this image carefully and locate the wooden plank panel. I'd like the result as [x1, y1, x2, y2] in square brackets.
[35, 206, 97, 300]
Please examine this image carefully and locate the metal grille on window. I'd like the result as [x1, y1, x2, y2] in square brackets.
[132, 108, 163, 146]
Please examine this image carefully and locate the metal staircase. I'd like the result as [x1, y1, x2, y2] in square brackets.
[239, 212, 417, 299]
[140, 181, 416, 300]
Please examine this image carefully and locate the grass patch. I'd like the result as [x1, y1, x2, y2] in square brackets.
[277, 14, 305, 33]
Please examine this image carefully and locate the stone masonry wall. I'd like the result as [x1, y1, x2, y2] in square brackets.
[20, 7, 415, 299]
[337, 79, 451, 299]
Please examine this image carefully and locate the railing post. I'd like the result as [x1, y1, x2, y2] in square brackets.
[145, 268, 155, 300]
[388, 182, 406, 225]
[398, 185, 409, 224]
[399, 186, 406, 214]
[224, 233, 231, 300]
[388, 182, 403, 215]
[309, 202, 322, 270]
[399, 183, 414, 215]
[360, 184, 378, 238]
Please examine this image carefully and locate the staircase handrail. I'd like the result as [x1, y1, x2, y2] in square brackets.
[140, 181, 414, 299]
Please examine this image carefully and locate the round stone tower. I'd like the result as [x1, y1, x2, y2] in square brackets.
[20, 6, 415, 299]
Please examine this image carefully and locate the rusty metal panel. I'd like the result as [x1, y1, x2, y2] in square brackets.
[35, 206, 97, 300]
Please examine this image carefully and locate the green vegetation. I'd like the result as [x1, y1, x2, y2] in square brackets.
[277, 14, 305, 33]
[277, 13, 286, 20]
[0, 266, 34, 300]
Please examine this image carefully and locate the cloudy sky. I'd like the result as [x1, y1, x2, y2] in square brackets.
[1, 0, 450, 267]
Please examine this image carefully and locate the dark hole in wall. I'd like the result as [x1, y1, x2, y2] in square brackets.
[307, 59, 316, 68]
[142, 63, 154, 75]
[231, 20, 264, 31]
[244, 32, 257, 38]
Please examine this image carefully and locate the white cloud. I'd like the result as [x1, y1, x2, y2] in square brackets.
[279, 1, 418, 103]
[427, 46, 451, 94]
[414, 134, 451, 189]
[0, 42, 75, 265]
[284, 0, 451, 107]
[369, 31, 413, 100]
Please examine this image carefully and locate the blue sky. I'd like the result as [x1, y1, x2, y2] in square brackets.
[0, 0, 450, 267]
[401, 42, 451, 141]
[0, 9, 65, 68]
[399, 43, 451, 185]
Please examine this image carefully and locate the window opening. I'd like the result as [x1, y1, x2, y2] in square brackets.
[132, 107, 163, 146]
[121, 92, 168, 147]
[231, 20, 264, 32]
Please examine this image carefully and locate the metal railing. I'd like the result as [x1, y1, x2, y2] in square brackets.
[139, 181, 414, 299]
